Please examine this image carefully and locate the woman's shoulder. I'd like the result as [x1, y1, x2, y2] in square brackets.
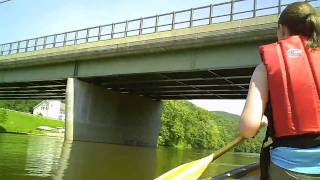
[252, 63, 267, 79]
[255, 63, 266, 71]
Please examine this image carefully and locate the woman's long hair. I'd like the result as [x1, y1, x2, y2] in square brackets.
[279, 2, 320, 49]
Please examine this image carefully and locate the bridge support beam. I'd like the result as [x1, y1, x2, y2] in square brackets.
[65, 78, 162, 147]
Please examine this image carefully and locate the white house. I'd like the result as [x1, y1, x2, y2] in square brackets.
[33, 100, 65, 121]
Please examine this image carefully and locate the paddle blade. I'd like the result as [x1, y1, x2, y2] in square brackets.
[154, 154, 214, 180]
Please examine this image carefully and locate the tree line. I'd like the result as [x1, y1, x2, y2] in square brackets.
[158, 100, 264, 153]
[0, 100, 41, 113]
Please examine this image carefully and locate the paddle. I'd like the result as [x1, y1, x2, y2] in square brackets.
[154, 136, 245, 180]
[155, 116, 268, 180]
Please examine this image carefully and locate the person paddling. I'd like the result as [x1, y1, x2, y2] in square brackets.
[239, 2, 320, 179]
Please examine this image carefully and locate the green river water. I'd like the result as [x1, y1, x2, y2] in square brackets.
[0, 134, 259, 180]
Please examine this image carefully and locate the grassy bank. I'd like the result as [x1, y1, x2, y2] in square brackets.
[0, 109, 64, 135]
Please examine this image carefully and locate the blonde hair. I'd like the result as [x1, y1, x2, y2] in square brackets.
[279, 2, 320, 49]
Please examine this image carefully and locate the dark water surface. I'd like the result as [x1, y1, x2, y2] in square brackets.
[0, 134, 258, 180]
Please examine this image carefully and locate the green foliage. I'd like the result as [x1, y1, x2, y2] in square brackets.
[158, 101, 218, 149]
[158, 100, 264, 153]
[234, 129, 265, 153]
[0, 109, 8, 123]
[0, 100, 41, 113]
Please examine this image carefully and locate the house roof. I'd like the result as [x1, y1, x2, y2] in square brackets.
[33, 100, 48, 110]
[33, 100, 66, 112]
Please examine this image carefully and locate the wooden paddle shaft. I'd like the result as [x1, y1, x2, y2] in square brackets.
[212, 136, 245, 162]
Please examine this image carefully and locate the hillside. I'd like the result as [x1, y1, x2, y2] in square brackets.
[212, 111, 265, 152]
[211, 111, 240, 121]
[158, 100, 265, 153]
[0, 109, 64, 134]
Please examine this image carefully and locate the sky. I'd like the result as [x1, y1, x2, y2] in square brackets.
[0, 0, 301, 43]
[0, 0, 220, 43]
[190, 100, 245, 115]
[2, 0, 317, 115]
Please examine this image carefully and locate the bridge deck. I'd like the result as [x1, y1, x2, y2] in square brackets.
[0, 67, 253, 100]
[81, 67, 254, 100]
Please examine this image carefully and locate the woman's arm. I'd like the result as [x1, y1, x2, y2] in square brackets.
[239, 63, 269, 138]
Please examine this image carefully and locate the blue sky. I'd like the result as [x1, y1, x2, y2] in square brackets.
[1, 0, 311, 43]
[0, 0, 318, 44]
[0, 0, 223, 43]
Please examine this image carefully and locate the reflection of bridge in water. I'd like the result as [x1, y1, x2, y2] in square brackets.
[0, 0, 319, 147]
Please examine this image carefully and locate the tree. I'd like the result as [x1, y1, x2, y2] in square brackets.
[0, 109, 8, 124]
[157, 100, 264, 153]
[0, 100, 41, 113]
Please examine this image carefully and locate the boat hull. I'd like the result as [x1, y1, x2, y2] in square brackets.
[211, 162, 260, 179]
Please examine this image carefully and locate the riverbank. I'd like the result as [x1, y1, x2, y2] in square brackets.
[0, 108, 64, 136]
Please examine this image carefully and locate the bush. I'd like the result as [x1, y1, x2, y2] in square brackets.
[0, 109, 8, 124]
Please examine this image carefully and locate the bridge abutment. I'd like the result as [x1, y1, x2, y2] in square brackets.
[65, 78, 162, 147]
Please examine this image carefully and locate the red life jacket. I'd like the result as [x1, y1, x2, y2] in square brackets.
[259, 35, 320, 138]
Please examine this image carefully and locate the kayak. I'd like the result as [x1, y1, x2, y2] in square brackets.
[210, 162, 260, 179]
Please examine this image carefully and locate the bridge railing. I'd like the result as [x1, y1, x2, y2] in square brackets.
[1, 0, 319, 56]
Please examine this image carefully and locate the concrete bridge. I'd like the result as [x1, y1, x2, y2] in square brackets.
[0, 0, 318, 147]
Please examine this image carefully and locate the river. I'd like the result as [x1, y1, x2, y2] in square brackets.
[0, 134, 259, 180]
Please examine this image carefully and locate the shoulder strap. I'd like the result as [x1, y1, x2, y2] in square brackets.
[260, 101, 274, 180]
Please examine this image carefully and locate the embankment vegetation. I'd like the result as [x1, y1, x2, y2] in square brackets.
[158, 100, 264, 153]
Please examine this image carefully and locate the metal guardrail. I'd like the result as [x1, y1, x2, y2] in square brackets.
[0, 0, 319, 56]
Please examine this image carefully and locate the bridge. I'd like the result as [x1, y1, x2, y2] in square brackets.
[0, 0, 318, 147]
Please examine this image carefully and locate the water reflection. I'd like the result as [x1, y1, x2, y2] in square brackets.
[59, 140, 157, 180]
[0, 134, 259, 180]
[0, 134, 63, 180]
[54, 141, 72, 180]
[25, 136, 63, 177]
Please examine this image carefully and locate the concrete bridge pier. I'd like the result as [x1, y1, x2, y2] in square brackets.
[65, 78, 162, 147]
